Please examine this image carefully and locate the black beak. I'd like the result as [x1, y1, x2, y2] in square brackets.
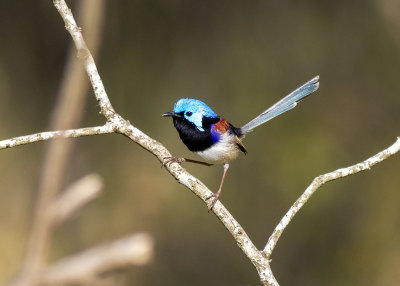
[162, 111, 181, 118]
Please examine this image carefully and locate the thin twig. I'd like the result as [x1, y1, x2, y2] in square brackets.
[50, 0, 104, 131]
[263, 137, 400, 257]
[53, 0, 115, 121]
[0, 124, 114, 150]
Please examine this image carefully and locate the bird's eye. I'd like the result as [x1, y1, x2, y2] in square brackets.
[185, 111, 193, 117]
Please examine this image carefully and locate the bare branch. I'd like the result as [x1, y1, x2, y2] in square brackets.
[50, 0, 104, 132]
[50, 174, 104, 225]
[53, 0, 115, 121]
[263, 137, 400, 257]
[0, 124, 113, 150]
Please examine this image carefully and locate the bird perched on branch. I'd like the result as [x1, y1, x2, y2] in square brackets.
[163, 76, 319, 210]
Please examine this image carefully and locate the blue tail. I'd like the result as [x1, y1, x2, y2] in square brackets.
[240, 76, 319, 134]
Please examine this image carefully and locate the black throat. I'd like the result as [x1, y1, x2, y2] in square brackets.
[173, 115, 220, 152]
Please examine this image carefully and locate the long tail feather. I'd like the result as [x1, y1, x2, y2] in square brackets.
[240, 76, 319, 134]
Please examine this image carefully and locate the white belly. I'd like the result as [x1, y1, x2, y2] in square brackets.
[196, 134, 240, 164]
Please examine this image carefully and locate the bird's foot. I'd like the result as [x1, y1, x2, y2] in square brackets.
[162, 157, 186, 168]
[162, 157, 213, 168]
[206, 193, 220, 212]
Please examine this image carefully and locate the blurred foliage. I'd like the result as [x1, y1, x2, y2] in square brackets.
[0, 0, 400, 285]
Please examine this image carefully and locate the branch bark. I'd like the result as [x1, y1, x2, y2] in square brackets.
[0, 124, 113, 150]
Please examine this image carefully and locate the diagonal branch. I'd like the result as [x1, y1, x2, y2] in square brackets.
[263, 137, 400, 257]
[53, 0, 115, 121]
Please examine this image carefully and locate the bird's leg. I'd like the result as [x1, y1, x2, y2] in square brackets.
[207, 163, 229, 211]
[162, 157, 213, 167]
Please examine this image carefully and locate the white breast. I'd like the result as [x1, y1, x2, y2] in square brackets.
[196, 133, 240, 164]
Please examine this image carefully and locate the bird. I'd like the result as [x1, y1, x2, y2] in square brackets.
[163, 76, 319, 210]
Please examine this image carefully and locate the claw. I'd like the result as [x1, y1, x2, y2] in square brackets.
[206, 194, 219, 212]
[162, 157, 186, 168]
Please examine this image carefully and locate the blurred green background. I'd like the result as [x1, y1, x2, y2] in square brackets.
[1, 0, 400, 285]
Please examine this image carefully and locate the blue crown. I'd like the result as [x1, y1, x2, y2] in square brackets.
[173, 99, 218, 131]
